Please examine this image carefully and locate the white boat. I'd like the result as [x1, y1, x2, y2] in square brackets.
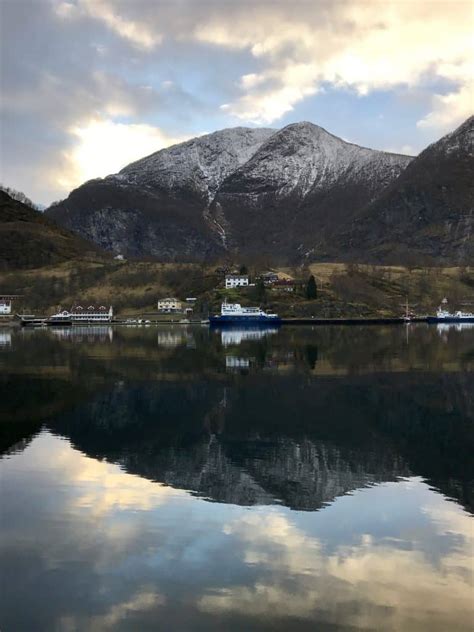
[209, 302, 281, 325]
[427, 308, 474, 323]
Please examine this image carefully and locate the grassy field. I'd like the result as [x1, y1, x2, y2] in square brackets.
[1, 259, 473, 318]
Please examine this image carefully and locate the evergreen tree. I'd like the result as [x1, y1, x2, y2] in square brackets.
[255, 278, 266, 303]
[239, 264, 248, 275]
[306, 275, 317, 300]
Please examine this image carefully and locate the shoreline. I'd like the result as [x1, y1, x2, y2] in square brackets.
[1, 316, 435, 328]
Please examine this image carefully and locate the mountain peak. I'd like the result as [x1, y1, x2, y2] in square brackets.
[119, 125, 275, 204]
[429, 114, 474, 156]
[45, 118, 470, 265]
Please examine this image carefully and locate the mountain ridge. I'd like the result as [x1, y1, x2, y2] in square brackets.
[342, 115, 474, 264]
[212, 121, 412, 258]
[45, 117, 473, 264]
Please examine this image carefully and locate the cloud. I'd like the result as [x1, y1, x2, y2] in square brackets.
[55, 0, 162, 50]
[417, 83, 474, 133]
[199, 490, 474, 631]
[221, 63, 319, 123]
[193, 1, 473, 129]
[58, 118, 187, 190]
[60, 590, 166, 632]
[1, 0, 472, 204]
[3, 431, 473, 632]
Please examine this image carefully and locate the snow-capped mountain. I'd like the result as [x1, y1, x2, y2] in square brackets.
[47, 127, 275, 260]
[212, 122, 411, 258]
[119, 127, 275, 204]
[46, 117, 472, 264]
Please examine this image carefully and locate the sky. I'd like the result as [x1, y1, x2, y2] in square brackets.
[0, 0, 472, 205]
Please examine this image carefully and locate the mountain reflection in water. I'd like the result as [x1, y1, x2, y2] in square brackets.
[0, 324, 473, 632]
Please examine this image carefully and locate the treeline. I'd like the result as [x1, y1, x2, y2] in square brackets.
[0, 184, 42, 211]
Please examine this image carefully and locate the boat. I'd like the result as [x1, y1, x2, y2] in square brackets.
[46, 311, 73, 326]
[209, 302, 281, 325]
[427, 308, 474, 323]
[18, 314, 48, 327]
[401, 298, 417, 323]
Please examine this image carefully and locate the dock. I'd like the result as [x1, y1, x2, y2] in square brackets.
[281, 317, 428, 325]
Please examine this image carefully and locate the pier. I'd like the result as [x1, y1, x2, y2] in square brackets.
[280, 317, 428, 325]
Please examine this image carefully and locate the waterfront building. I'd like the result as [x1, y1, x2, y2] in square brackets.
[157, 297, 182, 312]
[0, 295, 21, 315]
[0, 298, 12, 315]
[49, 305, 113, 323]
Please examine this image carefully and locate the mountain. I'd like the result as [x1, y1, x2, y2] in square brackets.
[46, 124, 411, 262]
[344, 116, 474, 264]
[45, 117, 473, 264]
[211, 122, 411, 259]
[0, 190, 104, 269]
[47, 127, 274, 260]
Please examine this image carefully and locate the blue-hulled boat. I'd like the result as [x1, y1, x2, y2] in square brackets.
[209, 302, 281, 326]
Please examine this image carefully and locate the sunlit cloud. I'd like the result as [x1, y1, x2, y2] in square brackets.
[58, 119, 188, 189]
[2, 432, 473, 631]
[195, 1, 473, 129]
[2, 0, 473, 203]
[221, 63, 320, 123]
[20, 431, 186, 516]
[417, 83, 474, 132]
[199, 490, 474, 631]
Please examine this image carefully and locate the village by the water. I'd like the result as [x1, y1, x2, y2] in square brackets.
[1, 268, 474, 328]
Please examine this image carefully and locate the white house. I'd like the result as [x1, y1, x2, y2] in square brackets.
[157, 297, 182, 313]
[0, 295, 21, 315]
[0, 299, 12, 315]
[225, 274, 249, 289]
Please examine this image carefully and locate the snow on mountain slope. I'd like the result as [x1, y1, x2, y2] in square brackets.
[46, 118, 472, 264]
[47, 128, 274, 259]
[213, 122, 412, 258]
[117, 127, 275, 204]
[220, 122, 408, 199]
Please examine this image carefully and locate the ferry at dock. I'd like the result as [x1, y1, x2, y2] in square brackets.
[427, 308, 474, 323]
[209, 302, 281, 326]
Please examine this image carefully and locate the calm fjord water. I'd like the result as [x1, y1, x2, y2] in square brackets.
[0, 324, 473, 631]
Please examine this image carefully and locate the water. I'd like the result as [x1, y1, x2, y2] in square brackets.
[1, 324, 473, 631]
